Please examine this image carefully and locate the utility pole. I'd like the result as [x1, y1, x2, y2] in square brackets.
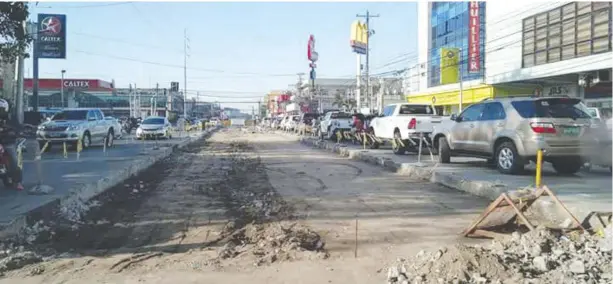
[29, 19, 40, 112]
[153, 83, 159, 115]
[15, 19, 25, 124]
[458, 48, 464, 112]
[183, 28, 189, 118]
[357, 10, 379, 112]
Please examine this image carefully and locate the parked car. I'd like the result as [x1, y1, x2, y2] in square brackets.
[431, 97, 594, 175]
[369, 103, 442, 154]
[36, 108, 116, 150]
[298, 113, 318, 134]
[104, 116, 123, 139]
[136, 116, 173, 140]
[319, 111, 353, 140]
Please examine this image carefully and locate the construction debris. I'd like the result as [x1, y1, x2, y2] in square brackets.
[386, 226, 612, 284]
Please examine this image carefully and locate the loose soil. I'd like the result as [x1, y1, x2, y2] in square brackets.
[0, 129, 492, 284]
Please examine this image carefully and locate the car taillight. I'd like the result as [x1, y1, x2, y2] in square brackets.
[408, 118, 417, 129]
[530, 122, 556, 134]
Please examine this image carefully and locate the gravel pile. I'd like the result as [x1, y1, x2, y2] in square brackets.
[386, 226, 612, 284]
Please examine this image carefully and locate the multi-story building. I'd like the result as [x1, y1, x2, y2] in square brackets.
[406, 1, 612, 117]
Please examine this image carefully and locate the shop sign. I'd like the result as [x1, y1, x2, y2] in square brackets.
[37, 14, 67, 59]
[440, 47, 459, 85]
[63, 80, 90, 88]
[350, 20, 368, 55]
[543, 85, 578, 97]
[468, 2, 480, 73]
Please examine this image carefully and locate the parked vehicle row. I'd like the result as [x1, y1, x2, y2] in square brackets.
[270, 96, 611, 177]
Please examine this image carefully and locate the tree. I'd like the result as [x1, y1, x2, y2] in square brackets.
[0, 2, 31, 64]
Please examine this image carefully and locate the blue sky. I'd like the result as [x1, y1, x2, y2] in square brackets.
[26, 1, 417, 111]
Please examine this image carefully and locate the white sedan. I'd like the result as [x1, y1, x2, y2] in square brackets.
[136, 116, 173, 140]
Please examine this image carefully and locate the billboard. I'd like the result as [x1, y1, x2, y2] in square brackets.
[440, 48, 459, 85]
[350, 20, 368, 55]
[37, 14, 66, 59]
[468, 2, 481, 73]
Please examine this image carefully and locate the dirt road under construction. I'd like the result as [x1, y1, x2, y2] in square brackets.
[0, 128, 494, 283]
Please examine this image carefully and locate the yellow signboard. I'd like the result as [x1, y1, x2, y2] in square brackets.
[440, 47, 460, 85]
[350, 20, 368, 54]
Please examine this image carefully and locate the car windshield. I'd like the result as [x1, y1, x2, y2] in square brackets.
[52, 110, 88, 120]
[511, 98, 592, 119]
[330, 112, 352, 119]
[587, 108, 598, 118]
[398, 105, 434, 115]
[142, 118, 165, 124]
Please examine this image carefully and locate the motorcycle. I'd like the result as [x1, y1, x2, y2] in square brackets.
[122, 117, 140, 135]
[0, 137, 26, 188]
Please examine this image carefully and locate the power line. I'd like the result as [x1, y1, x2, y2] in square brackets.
[72, 49, 298, 77]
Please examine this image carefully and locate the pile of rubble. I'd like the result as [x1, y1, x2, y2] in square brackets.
[0, 243, 42, 275]
[386, 226, 612, 284]
[202, 140, 327, 266]
[217, 222, 328, 266]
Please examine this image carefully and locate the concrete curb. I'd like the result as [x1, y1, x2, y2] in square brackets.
[297, 135, 589, 227]
[0, 127, 219, 240]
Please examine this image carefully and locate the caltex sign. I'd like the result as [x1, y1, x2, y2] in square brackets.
[37, 14, 67, 59]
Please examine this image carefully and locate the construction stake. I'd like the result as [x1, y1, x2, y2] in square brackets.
[354, 218, 359, 258]
[63, 142, 68, 159]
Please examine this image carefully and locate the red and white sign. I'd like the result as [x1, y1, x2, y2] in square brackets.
[468, 2, 480, 73]
[307, 35, 315, 61]
[0, 78, 114, 91]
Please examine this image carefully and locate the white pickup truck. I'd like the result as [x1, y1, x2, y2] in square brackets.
[319, 111, 353, 140]
[369, 103, 441, 154]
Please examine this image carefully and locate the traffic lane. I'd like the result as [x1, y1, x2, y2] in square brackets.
[0, 137, 190, 225]
[327, 141, 612, 213]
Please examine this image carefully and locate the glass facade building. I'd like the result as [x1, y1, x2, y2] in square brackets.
[428, 2, 486, 88]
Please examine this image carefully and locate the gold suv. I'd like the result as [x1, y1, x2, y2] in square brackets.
[432, 97, 595, 175]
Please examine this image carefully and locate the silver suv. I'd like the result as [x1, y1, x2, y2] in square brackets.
[432, 97, 594, 175]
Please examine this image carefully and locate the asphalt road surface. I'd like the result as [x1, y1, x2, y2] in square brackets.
[0, 132, 197, 226]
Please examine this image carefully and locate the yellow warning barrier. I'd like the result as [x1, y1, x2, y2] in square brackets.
[535, 149, 543, 188]
[76, 137, 83, 160]
[16, 147, 23, 170]
[363, 132, 367, 149]
[40, 141, 50, 155]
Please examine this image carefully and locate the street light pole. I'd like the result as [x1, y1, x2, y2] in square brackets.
[60, 70, 66, 108]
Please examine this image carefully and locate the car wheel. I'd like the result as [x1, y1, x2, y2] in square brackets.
[106, 130, 114, 148]
[392, 131, 406, 155]
[495, 141, 524, 175]
[438, 136, 451, 164]
[82, 132, 91, 149]
[551, 157, 582, 175]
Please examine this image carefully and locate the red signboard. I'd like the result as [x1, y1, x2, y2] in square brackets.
[0, 79, 113, 91]
[468, 2, 480, 73]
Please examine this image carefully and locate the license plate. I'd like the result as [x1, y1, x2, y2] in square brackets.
[47, 132, 61, 138]
[562, 127, 580, 136]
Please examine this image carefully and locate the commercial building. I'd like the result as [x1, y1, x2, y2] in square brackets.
[0, 78, 187, 118]
[406, 1, 612, 116]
